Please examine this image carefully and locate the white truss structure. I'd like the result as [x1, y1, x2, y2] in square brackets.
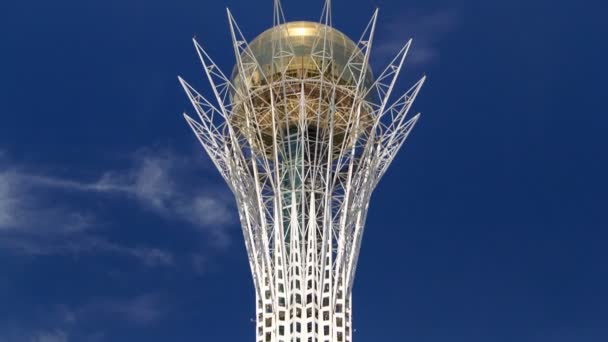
[180, 1, 424, 341]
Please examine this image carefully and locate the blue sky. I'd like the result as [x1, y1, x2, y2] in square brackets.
[1, 0, 607, 341]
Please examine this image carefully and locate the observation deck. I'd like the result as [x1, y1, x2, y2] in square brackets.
[229, 21, 375, 157]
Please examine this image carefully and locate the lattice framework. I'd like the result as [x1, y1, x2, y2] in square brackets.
[180, 1, 425, 341]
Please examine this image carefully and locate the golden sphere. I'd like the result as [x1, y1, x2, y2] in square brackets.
[230, 21, 374, 158]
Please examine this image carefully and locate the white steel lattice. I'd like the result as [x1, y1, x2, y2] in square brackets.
[180, 1, 425, 341]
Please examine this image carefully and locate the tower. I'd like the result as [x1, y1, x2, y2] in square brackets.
[179, 1, 425, 341]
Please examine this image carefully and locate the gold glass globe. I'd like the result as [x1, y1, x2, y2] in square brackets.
[230, 21, 374, 157]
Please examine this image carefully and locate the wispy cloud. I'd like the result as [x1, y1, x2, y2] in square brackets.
[0, 328, 70, 342]
[0, 170, 19, 228]
[0, 170, 90, 232]
[34, 150, 234, 233]
[30, 330, 69, 342]
[0, 168, 174, 265]
[0, 228, 174, 268]
[91, 150, 236, 245]
[53, 293, 171, 327]
[0, 293, 169, 342]
[0, 168, 96, 255]
[0, 148, 235, 262]
[373, 9, 459, 67]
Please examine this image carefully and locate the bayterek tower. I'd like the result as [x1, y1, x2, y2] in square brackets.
[179, 1, 425, 341]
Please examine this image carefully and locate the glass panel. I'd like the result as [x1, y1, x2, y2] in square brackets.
[231, 21, 374, 94]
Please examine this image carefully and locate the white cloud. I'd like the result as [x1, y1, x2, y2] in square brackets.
[59, 294, 170, 326]
[0, 171, 19, 228]
[96, 294, 167, 325]
[125, 246, 174, 267]
[1, 150, 235, 236]
[0, 167, 173, 265]
[0, 227, 174, 267]
[91, 150, 236, 244]
[374, 9, 459, 67]
[31, 330, 68, 342]
[176, 195, 234, 247]
[0, 329, 70, 342]
[16, 150, 236, 235]
[0, 166, 93, 233]
[0, 148, 234, 264]
[0, 294, 168, 342]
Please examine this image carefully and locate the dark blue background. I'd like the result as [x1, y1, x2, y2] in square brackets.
[1, 0, 606, 341]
